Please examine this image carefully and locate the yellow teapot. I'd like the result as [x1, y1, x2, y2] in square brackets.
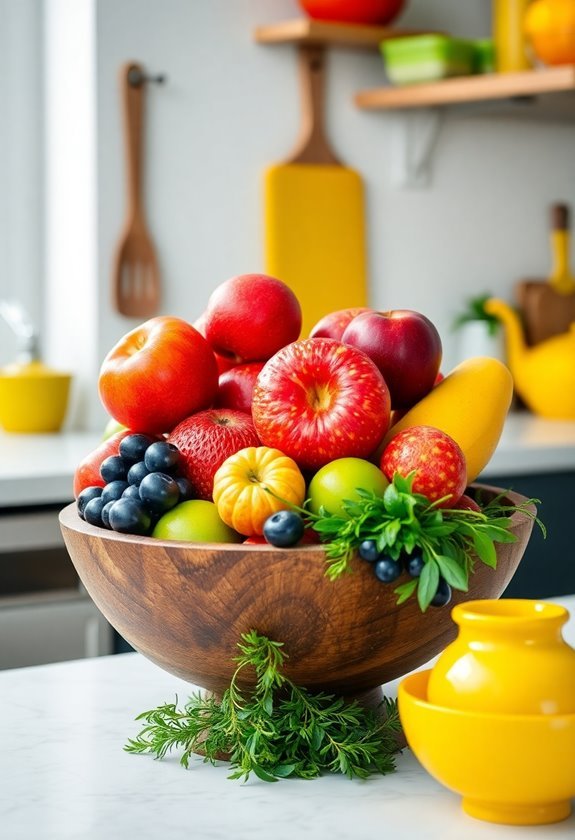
[485, 298, 575, 419]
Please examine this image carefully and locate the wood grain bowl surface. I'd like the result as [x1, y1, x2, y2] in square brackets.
[59, 487, 535, 697]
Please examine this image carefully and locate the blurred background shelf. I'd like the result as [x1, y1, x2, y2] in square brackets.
[355, 65, 575, 122]
[254, 17, 426, 48]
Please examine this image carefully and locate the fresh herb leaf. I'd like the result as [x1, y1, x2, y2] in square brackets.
[286, 473, 544, 612]
[418, 558, 440, 611]
[394, 578, 418, 604]
[126, 631, 400, 782]
[434, 554, 469, 591]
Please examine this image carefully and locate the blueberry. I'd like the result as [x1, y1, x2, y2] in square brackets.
[430, 577, 452, 608]
[122, 484, 142, 501]
[175, 477, 194, 502]
[100, 455, 129, 483]
[374, 556, 402, 583]
[101, 500, 116, 529]
[119, 433, 157, 464]
[77, 486, 103, 519]
[358, 540, 379, 562]
[405, 551, 425, 578]
[263, 510, 305, 547]
[144, 441, 181, 473]
[101, 480, 129, 505]
[108, 497, 152, 536]
[139, 472, 180, 515]
[127, 460, 151, 486]
[83, 496, 107, 527]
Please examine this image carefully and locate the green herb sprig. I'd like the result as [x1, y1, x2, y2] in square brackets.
[301, 473, 543, 612]
[451, 292, 501, 336]
[125, 630, 400, 782]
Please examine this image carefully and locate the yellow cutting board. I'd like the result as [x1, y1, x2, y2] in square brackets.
[264, 46, 368, 338]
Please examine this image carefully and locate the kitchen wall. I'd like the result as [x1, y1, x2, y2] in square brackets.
[43, 0, 575, 430]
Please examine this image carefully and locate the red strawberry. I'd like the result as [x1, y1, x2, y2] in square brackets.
[381, 425, 467, 508]
[168, 409, 260, 501]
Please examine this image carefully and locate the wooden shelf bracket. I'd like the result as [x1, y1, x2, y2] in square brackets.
[390, 108, 442, 188]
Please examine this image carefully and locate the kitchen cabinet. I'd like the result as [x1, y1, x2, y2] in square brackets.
[486, 471, 575, 599]
[0, 431, 112, 669]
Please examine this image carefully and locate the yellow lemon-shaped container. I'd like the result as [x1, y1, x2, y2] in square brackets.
[0, 360, 72, 433]
[399, 669, 575, 825]
[428, 599, 575, 715]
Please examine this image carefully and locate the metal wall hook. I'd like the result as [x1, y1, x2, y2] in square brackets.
[127, 66, 167, 88]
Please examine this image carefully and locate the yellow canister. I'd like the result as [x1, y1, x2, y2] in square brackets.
[493, 0, 532, 72]
[0, 359, 72, 433]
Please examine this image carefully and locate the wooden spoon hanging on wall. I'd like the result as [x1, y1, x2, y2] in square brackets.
[112, 62, 161, 318]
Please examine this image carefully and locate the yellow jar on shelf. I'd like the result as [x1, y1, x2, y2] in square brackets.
[493, 0, 532, 72]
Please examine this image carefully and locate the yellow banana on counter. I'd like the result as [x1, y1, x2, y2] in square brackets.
[380, 357, 514, 484]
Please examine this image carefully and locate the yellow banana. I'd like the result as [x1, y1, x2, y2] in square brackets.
[379, 357, 513, 483]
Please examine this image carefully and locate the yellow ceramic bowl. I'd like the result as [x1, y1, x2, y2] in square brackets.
[399, 670, 575, 826]
[0, 361, 72, 433]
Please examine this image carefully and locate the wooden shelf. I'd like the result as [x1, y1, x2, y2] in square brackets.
[254, 18, 427, 49]
[355, 65, 575, 114]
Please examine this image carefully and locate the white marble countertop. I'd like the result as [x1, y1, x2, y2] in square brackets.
[0, 430, 101, 507]
[480, 413, 575, 478]
[1, 595, 573, 840]
[0, 411, 573, 508]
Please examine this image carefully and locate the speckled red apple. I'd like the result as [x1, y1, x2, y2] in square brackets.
[380, 425, 467, 508]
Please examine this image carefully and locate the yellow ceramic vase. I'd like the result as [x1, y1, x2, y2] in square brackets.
[427, 599, 575, 714]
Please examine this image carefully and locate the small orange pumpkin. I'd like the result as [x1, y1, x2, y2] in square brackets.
[212, 446, 306, 536]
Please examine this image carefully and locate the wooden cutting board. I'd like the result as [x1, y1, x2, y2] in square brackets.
[515, 203, 575, 346]
[264, 45, 368, 338]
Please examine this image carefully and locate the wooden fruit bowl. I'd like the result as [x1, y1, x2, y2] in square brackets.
[59, 486, 535, 702]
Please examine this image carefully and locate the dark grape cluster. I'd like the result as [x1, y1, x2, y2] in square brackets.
[358, 541, 452, 608]
[77, 435, 193, 536]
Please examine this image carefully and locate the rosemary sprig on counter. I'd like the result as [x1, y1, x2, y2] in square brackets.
[125, 630, 400, 782]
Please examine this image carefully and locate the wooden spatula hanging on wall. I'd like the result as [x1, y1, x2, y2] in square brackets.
[515, 203, 575, 345]
[112, 63, 161, 318]
[264, 46, 368, 337]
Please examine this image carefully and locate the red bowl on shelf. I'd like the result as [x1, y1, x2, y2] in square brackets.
[298, 0, 406, 27]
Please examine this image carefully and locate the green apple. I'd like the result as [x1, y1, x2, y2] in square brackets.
[308, 457, 389, 518]
[152, 500, 242, 543]
[102, 416, 127, 440]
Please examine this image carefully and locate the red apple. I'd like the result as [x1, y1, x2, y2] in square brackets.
[203, 274, 302, 362]
[341, 310, 442, 410]
[454, 493, 482, 513]
[251, 338, 391, 471]
[194, 312, 237, 374]
[215, 362, 265, 414]
[73, 429, 131, 498]
[380, 425, 467, 507]
[309, 307, 371, 340]
[98, 316, 218, 435]
[168, 409, 261, 501]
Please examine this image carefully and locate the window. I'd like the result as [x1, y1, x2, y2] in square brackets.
[0, 0, 43, 364]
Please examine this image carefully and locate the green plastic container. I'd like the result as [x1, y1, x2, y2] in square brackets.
[381, 35, 477, 85]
